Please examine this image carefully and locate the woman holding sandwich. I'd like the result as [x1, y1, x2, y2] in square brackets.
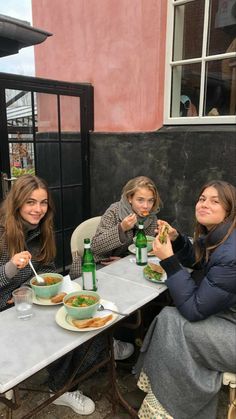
[135, 179, 236, 419]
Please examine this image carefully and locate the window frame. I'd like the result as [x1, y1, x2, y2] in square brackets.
[164, 0, 236, 125]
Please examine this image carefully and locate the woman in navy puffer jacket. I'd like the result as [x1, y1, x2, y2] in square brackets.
[136, 180, 236, 419]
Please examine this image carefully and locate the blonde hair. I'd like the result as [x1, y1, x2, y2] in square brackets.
[122, 176, 162, 212]
[194, 180, 236, 263]
[0, 174, 56, 263]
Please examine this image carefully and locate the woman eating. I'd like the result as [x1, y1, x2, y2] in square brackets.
[0, 174, 97, 416]
[135, 180, 236, 419]
[69, 175, 162, 362]
[91, 175, 162, 264]
[0, 174, 56, 311]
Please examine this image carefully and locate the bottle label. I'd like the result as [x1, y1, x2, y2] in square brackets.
[136, 246, 147, 265]
[82, 271, 97, 291]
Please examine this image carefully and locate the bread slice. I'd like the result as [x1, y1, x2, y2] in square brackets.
[72, 314, 113, 329]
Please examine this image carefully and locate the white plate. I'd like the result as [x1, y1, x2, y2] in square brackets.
[143, 261, 167, 284]
[55, 299, 118, 331]
[144, 272, 167, 284]
[128, 244, 156, 256]
[33, 279, 81, 306]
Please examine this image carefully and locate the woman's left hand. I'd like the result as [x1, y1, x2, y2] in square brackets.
[152, 235, 174, 260]
[100, 256, 121, 265]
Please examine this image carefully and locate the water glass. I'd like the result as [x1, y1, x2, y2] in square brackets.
[12, 286, 33, 320]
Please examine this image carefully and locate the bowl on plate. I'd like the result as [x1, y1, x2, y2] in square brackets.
[63, 290, 100, 320]
[133, 235, 155, 252]
[30, 273, 63, 299]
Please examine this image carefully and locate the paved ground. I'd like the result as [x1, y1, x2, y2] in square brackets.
[0, 356, 229, 419]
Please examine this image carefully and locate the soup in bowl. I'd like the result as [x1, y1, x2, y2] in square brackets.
[63, 290, 100, 320]
[30, 273, 63, 299]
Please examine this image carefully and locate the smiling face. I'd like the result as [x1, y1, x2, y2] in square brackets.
[19, 188, 48, 225]
[128, 187, 155, 217]
[195, 186, 227, 230]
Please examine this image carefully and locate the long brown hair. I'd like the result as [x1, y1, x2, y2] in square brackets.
[0, 174, 56, 263]
[122, 176, 162, 212]
[194, 180, 236, 263]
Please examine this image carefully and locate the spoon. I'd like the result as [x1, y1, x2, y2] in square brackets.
[98, 304, 126, 317]
[28, 260, 45, 284]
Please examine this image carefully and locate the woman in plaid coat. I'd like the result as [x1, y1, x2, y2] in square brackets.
[70, 175, 162, 277]
[91, 176, 162, 265]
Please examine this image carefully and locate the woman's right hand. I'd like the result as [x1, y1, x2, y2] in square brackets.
[157, 220, 179, 242]
[11, 251, 32, 269]
[120, 213, 137, 232]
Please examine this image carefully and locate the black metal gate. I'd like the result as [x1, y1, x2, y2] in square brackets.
[0, 72, 94, 273]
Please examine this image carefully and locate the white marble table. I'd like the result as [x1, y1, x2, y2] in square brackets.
[0, 256, 167, 396]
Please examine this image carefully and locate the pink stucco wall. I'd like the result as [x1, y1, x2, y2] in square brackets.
[32, 0, 167, 132]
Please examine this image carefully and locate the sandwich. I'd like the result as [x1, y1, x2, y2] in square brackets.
[159, 224, 169, 244]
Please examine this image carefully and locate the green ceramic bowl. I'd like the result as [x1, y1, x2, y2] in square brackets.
[133, 235, 155, 252]
[63, 290, 100, 320]
[30, 273, 63, 299]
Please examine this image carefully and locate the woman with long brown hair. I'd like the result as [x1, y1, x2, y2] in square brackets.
[0, 174, 56, 311]
[0, 174, 97, 415]
[135, 180, 236, 419]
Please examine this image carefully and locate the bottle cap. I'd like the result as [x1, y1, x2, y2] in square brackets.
[84, 238, 90, 244]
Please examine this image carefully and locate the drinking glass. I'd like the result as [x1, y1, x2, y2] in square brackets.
[12, 286, 33, 320]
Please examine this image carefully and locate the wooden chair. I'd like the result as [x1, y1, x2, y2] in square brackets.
[223, 372, 236, 419]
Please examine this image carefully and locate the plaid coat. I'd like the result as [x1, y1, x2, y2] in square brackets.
[0, 226, 55, 311]
[69, 202, 158, 279]
[91, 202, 158, 262]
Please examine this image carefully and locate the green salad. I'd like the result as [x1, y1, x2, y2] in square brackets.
[143, 264, 163, 281]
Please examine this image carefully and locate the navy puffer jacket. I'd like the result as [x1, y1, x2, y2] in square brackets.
[160, 225, 236, 322]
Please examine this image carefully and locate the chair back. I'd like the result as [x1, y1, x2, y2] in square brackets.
[70, 216, 101, 256]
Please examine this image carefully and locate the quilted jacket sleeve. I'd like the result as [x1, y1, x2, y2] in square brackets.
[161, 231, 236, 321]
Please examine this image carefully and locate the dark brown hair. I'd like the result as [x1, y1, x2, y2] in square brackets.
[194, 180, 236, 263]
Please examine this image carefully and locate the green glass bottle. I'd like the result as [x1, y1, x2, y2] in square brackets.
[82, 238, 97, 291]
[135, 222, 147, 266]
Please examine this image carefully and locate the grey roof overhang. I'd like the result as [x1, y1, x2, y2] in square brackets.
[0, 14, 52, 57]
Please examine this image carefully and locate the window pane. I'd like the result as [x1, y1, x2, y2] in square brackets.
[173, 1, 204, 61]
[60, 95, 81, 132]
[35, 93, 59, 186]
[6, 89, 35, 178]
[204, 58, 236, 115]
[208, 0, 236, 56]
[60, 95, 82, 186]
[171, 64, 201, 117]
[36, 92, 58, 134]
